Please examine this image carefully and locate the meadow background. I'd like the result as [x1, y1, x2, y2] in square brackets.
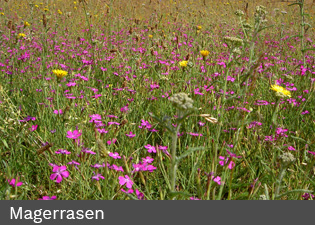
[0, 0, 315, 200]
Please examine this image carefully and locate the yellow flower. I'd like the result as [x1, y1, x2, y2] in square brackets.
[58, 9, 62, 14]
[35, 5, 39, 8]
[200, 50, 210, 57]
[44, 8, 49, 11]
[53, 69, 68, 79]
[197, 25, 202, 30]
[24, 21, 30, 27]
[179, 60, 188, 67]
[148, 34, 153, 38]
[74, 1, 77, 4]
[270, 84, 291, 98]
[18, 33, 26, 38]
[0, 12, 4, 16]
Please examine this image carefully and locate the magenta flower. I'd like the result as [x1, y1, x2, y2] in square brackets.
[118, 175, 133, 189]
[213, 176, 222, 185]
[142, 156, 154, 164]
[120, 104, 129, 113]
[8, 178, 23, 187]
[92, 173, 105, 181]
[142, 164, 157, 172]
[159, 145, 170, 156]
[90, 163, 104, 168]
[81, 148, 96, 155]
[288, 146, 296, 151]
[144, 144, 156, 153]
[53, 109, 63, 114]
[125, 131, 136, 138]
[109, 152, 121, 159]
[107, 139, 117, 145]
[97, 128, 108, 134]
[302, 193, 314, 200]
[121, 188, 134, 194]
[55, 149, 71, 155]
[38, 196, 57, 200]
[67, 160, 80, 166]
[132, 163, 143, 172]
[135, 189, 145, 200]
[190, 197, 201, 200]
[89, 114, 102, 123]
[50, 165, 69, 183]
[112, 164, 124, 172]
[30, 125, 38, 132]
[66, 130, 82, 139]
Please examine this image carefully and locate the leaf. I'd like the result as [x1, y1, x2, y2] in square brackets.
[1, 139, 9, 148]
[148, 112, 174, 133]
[168, 191, 192, 199]
[288, 2, 302, 7]
[290, 135, 309, 144]
[125, 193, 139, 200]
[301, 48, 315, 53]
[275, 189, 313, 199]
[289, 35, 303, 40]
[302, 13, 311, 18]
[264, 184, 270, 200]
[257, 25, 274, 33]
[176, 146, 205, 164]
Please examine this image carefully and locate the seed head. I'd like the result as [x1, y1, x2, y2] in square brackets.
[235, 10, 244, 17]
[278, 152, 296, 168]
[169, 93, 194, 111]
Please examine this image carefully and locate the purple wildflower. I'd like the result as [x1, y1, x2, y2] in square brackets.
[50, 165, 69, 183]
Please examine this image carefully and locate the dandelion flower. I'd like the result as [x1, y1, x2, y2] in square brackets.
[148, 34, 153, 38]
[200, 50, 210, 60]
[179, 60, 188, 67]
[18, 33, 26, 38]
[270, 84, 291, 98]
[200, 50, 210, 57]
[197, 25, 202, 30]
[53, 69, 68, 79]
[24, 21, 30, 27]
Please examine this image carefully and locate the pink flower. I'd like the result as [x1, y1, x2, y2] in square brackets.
[8, 178, 23, 187]
[288, 146, 296, 151]
[50, 165, 69, 183]
[55, 149, 71, 154]
[92, 173, 105, 181]
[112, 164, 124, 172]
[190, 197, 200, 200]
[125, 131, 136, 138]
[30, 125, 38, 132]
[66, 130, 82, 139]
[109, 152, 121, 159]
[158, 145, 170, 156]
[53, 109, 63, 114]
[213, 176, 222, 185]
[136, 189, 145, 200]
[97, 128, 108, 134]
[118, 175, 133, 189]
[107, 139, 117, 145]
[121, 188, 134, 194]
[39, 196, 57, 200]
[120, 104, 129, 113]
[144, 144, 156, 153]
[142, 156, 154, 164]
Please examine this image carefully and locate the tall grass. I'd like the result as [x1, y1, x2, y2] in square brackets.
[0, 0, 315, 200]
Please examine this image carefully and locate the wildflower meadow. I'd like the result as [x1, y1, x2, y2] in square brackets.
[1, 0, 315, 200]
